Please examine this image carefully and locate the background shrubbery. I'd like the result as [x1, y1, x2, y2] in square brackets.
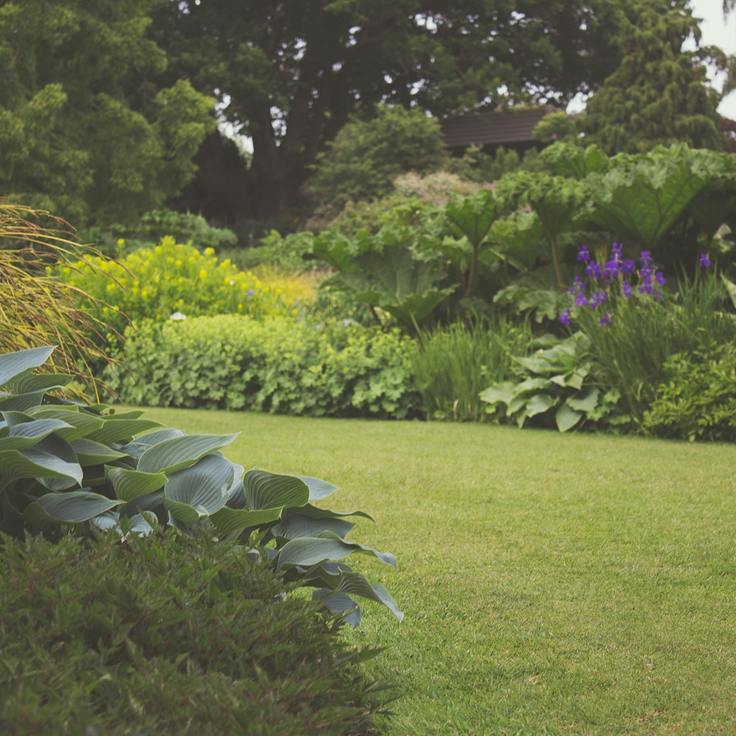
[0, 532, 389, 736]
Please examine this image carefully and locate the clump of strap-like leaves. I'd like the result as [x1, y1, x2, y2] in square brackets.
[0, 346, 401, 626]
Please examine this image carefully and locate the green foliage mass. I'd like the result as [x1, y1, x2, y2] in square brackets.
[0, 532, 389, 735]
[107, 316, 419, 419]
[0, 0, 214, 225]
[480, 333, 621, 432]
[644, 342, 736, 442]
[310, 106, 448, 211]
[0, 346, 401, 624]
[583, 1, 724, 153]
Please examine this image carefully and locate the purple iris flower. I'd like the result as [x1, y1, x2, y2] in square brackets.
[699, 252, 712, 269]
[621, 259, 636, 275]
[586, 261, 602, 280]
[604, 260, 620, 279]
[640, 250, 653, 268]
[655, 271, 666, 287]
[559, 309, 572, 326]
[611, 241, 623, 261]
[590, 289, 607, 309]
[246, 289, 255, 297]
[599, 313, 612, 327]
[578, 244, 591, 263]
[575, 291, 589, 307]
[621, 280, 632, 299]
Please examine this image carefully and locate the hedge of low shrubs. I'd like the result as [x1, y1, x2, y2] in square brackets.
[0, 532, 389, 736]
[107, 315, 419, 418]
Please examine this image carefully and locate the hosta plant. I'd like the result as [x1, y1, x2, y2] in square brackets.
[0, 346, 401, 626]
[480, 333, 620, 432]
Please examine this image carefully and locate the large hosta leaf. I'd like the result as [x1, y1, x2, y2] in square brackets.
[276, 532, 396, 569]
[0, 346, 55, 387]
[163, 454, 235, 522]
[210, 505, 283, 536]
[299, 476, 338, 502]
[0, 447, 82, 486]
[7, 371, 73, 394]
[271, 510, 355, 540]
[138, 434, 236, 474]
[69, 438, 127, 466]
[27, 406, 105, 441]
[0, 418, 71, 451]
[105, 466, 167, 503]
[0, 390, 47, 412]
[87, 418, 162, 446]
[244, 469, 309, 510]
[25, 491, 124, 526]
[555, 403, 583, 432]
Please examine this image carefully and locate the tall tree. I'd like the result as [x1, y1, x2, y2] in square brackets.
[583, 1, 725, 153]
[0, 0, 214, 225]
[157, 0, 625, 219]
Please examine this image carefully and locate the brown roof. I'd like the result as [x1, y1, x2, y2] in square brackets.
[441, 107, 555, 148]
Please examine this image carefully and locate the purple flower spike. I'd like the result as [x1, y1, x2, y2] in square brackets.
[586, 261, 602, 280]
[578, 244, 591, 263]
[621, 280, 632, 299]
[575, 291, 589, 307]
[599, 313, 612, 327]
[604, 260, 620, 279]
[655, 271, 666, 287]
[611, 241, 623, 261]
[559, 309, 572, 326]
[639, 250, 653, 267]
[621, 259, 636, 275]
[590, 289, 608, 309]
[699, 252, 712, 269]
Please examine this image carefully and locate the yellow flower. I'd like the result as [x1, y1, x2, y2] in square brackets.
[204, 247, 215, 256]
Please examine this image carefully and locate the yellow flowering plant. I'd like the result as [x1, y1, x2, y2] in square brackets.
[58, 238, 293, 335]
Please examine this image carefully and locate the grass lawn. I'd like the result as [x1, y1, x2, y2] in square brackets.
[142, 407, 736, 736]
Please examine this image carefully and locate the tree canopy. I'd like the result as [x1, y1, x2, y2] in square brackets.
[0, 0, 214, 225]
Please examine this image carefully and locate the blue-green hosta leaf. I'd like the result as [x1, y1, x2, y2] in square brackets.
[138, 434, 236, 474]
[1, 410, 34, 427]
[566, 389, 600, 414]
[0, 418, 72, 450]
[0, 447, 82, 486]
[524, 393, 557, 418]
[479, 381, 515, 407]
[312, 589, 361, 627]
[87, 418, 162, 446]
[0, 346, 54, 387]
[118, 428, 186, 460]
[334, 571, 404, 622]
[26, 491, 124, 526]
[27, 406, 105, 441]
[245, 469, 309, 510]
[296, 504, 374, 523]
[163, 454, 235, 522]
[271, 510, 355, 540]
[7, 371, 73, 394]
[555, 403, 583, 432]
[0, 390, 47, 412]
[105, 466, 167, 503]
[513, 377, 553, 396]
[210, 505, 283, 536]
[70, 439, 127, 466]
[299, 476, 338, 501]
[276, 532, 396, 569]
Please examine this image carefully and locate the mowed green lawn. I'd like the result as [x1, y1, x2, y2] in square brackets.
[142, 407, 736, 736]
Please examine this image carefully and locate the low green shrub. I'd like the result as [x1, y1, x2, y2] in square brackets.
[0, 532, 390, 735]
[80, 208, 238, 256]
[412, 319, 533, 421]
[57, 238, 292, 337]
[480, 333, 622, 432]
[0, 346, 401, 624]
[643, 343, 736, 442]
[107, 315, 419, 419]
